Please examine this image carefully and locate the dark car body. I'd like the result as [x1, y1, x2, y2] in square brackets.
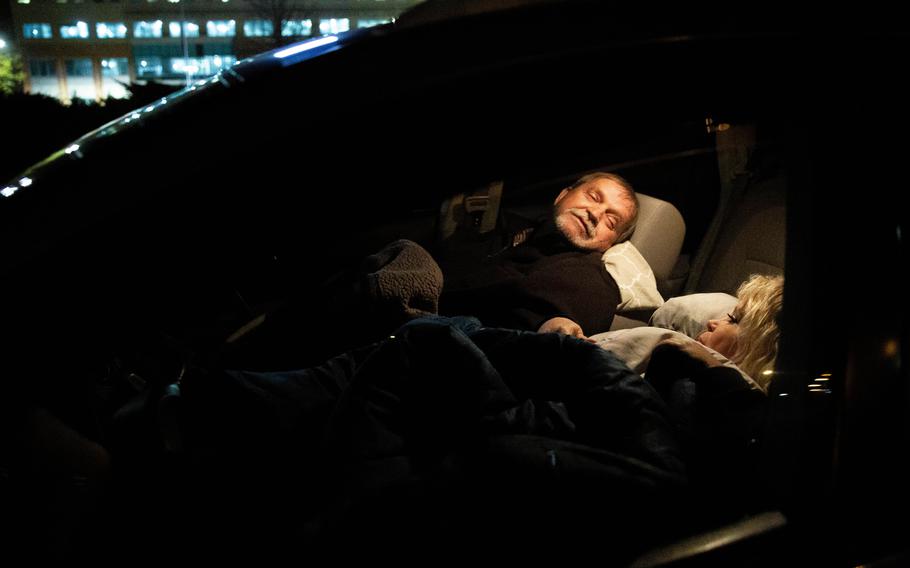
[2, 1, 908, 565]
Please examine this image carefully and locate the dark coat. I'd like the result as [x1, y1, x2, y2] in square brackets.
[437, 219, 622, 334]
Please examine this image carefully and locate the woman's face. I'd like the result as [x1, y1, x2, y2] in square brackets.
[697, 313, 740, 358]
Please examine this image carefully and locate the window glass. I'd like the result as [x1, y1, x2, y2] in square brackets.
[64, 58, 96, 100]
[60, 21, 90, 39]
[169, 55, 236, 78]
[318, 18, 350, 35]
[357, 19, 391, 28]
[23, 23, 53, 39]
[136, 56, 164, 78]
[29, 59, 57, 77]
[100, 57, 130, 99]
[28, 58, 59, 97]
[96, 22, 128, 39]
[134, 20, 164, 38]
[169, 21, 200, 37]
[243, 19, 274, 37]
[281, 19, 312, 37]
[206, 20, 236, 37]
[64, 58, 93, 76]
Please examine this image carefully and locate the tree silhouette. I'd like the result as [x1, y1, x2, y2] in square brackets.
[0, 80, 182, 182]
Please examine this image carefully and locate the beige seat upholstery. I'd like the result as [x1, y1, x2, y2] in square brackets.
[695, 175, 786, 294]
[610, 193, 686, 330]
[629, 193, 686, 297]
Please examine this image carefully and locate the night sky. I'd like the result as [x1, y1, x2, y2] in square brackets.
[1, 2, 12, 39]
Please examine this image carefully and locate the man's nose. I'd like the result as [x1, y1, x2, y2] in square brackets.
[587, 208, 599, 226]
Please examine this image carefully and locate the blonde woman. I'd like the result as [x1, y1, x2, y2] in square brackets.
[643, 274, 785, 520]
[667, 274, 785, 390]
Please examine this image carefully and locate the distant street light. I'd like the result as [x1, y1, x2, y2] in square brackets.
[0, 39, 7, 50]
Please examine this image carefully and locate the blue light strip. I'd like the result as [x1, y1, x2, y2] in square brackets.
[273, 35, 339, 59]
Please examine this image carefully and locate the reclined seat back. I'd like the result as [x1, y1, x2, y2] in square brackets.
[692, 173, 787, 295]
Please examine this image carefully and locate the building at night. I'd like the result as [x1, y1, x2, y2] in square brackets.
[8, 0, 418, 102]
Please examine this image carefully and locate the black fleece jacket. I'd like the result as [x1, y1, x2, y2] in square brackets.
[436, 218, 621, 334]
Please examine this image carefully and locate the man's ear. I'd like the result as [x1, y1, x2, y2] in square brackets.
[554, 188, 569, 205]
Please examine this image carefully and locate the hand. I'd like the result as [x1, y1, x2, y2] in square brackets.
[538, 317, 594, 342]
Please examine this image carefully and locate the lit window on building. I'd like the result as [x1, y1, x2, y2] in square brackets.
[319, 18, 350, 35]
[60, 21, 91, 39]
[65, 58, 97, 100]
[97, 22, 128, 39]
[281, 19, 312, 37]
[357, 18, 392, 28]
[243, 19, 274, 37]
[136, 56, 164, 77]
[206, 20, 236, 37]
[28, 59, 59, 98]
[169, 57, 197, 76]
[23, 23, 53, 39]
[134, 20, 164, 38]
[101, 57, 130, 99]
[168, 55, 236, 78]
[169, 21, 200, 37]
[101, 57, 129, 76]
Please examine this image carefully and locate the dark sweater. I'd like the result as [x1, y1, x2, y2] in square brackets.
[436, 218, 621, 334]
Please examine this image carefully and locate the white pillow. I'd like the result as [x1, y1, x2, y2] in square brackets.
[590, 326, 761, 390]
[649, 292, 738, 339]
[602, 241, 664, 312]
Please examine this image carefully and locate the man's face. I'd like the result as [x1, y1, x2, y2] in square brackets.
[553, 178, 634, 252]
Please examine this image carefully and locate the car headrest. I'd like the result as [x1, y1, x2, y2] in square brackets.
[628, 193, 686, 291]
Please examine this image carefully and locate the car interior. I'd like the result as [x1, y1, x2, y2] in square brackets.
[3, 4, 908, 565]
[3, 113, 794, 564]
[132, 122, 784, 561]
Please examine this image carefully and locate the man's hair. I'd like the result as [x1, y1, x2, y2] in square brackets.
[730, 274, 785, 389]
[569, 172, 639, 242]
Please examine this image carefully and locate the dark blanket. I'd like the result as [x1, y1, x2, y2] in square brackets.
[173, 316, 762, 561]
[313, 317, 688, 558]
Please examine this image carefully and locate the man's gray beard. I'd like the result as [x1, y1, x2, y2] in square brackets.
[555, 210, 594, 250]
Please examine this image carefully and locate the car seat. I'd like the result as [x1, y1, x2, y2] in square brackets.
[609, 192, 686, 330]
[686, 148, 787, 295]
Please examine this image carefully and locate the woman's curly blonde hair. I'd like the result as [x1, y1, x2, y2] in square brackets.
[729, 274, 785, 389]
